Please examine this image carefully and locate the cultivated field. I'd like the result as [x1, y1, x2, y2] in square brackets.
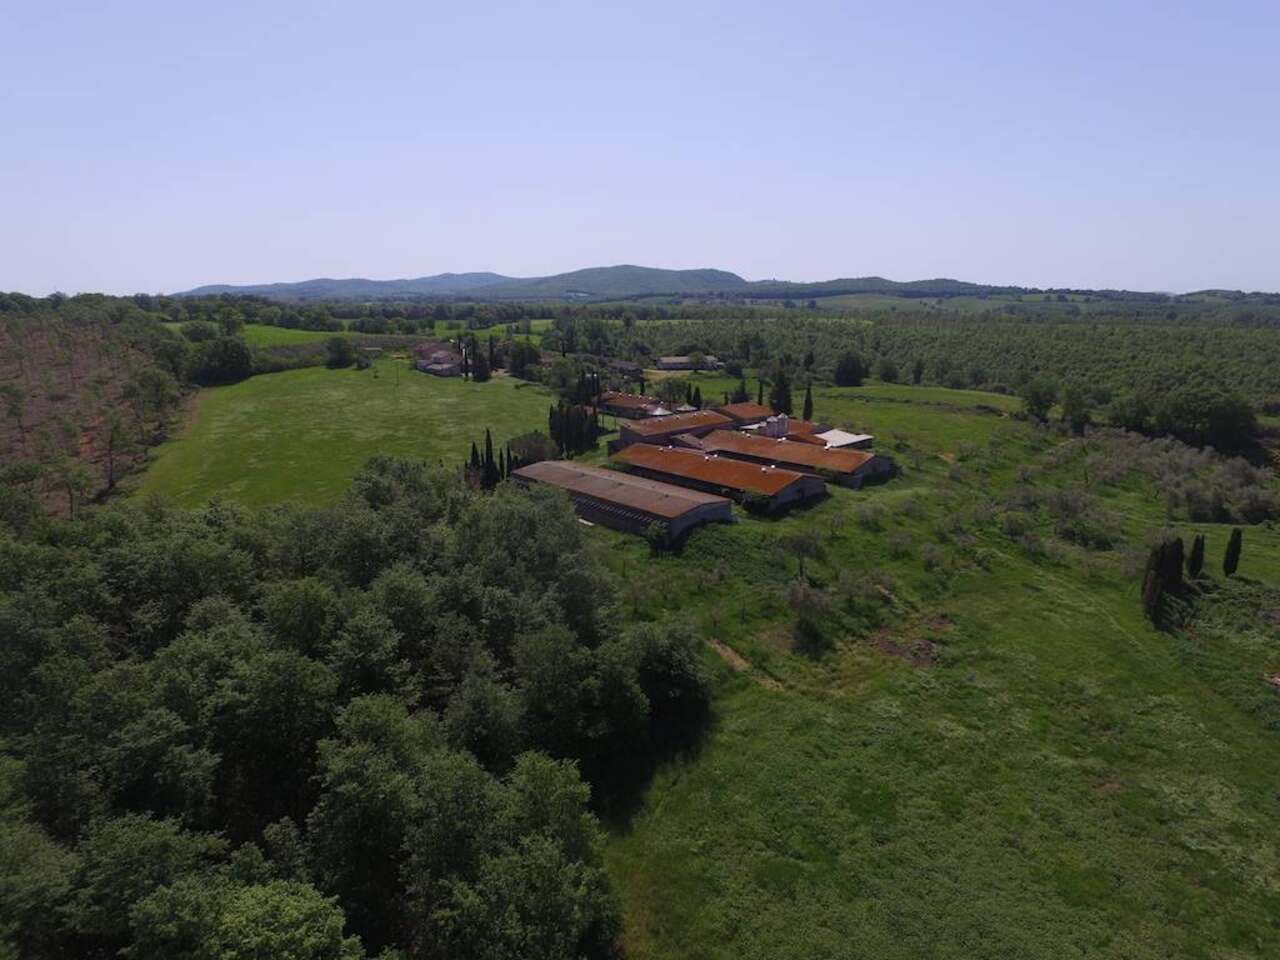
[136, 358, 554, 505]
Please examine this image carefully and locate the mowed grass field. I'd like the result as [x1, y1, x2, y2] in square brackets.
[137, 358, 553, 505]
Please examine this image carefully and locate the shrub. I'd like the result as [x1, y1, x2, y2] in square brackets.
[887, 532, 913, 558]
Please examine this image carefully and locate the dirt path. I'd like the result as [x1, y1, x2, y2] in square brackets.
[707, 639, 783, 690]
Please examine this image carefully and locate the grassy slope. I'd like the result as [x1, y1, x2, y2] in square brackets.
[595, 390, 1280, 959]
[130, 369, 1280, 956]
[136, 358, 552, 506]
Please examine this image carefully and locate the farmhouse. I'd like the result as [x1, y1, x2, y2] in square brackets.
[698, 431, 894, 487]
[655, 354, 723, 371]
[599, 391, 668, 419]
[616, 409, 734, 448]
[716, 401, 775, 426]
[612, 444, 824, 508]
[511, 460, 732, 539]
[413, 342, 462, 377]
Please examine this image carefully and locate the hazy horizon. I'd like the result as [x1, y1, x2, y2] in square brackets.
[4, 1, 1278, 297]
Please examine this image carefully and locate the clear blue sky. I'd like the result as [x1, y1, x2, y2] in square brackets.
[3, 0, 1277, 295]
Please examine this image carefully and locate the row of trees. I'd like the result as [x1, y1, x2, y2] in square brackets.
[1141, 529, 1244, 623]
[0, 455, 711, 959]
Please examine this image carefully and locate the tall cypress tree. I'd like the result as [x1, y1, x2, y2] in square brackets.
[693, 385, 702, 409]
[1224, 528, 1243, 577]
[498, 448, 505, 482]
[1188, 534, 1205, 578]
[483, 428, 498, 489]
[757, 380, 764, 406]
[802, 383, 813, 421]
[769, 365, 793, 415]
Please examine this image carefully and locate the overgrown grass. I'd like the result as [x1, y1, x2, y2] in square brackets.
[135, 359, 552, 505]
[597, 410, 1280, 958]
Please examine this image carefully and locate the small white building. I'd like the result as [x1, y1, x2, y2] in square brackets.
[815, 429, 874, 449]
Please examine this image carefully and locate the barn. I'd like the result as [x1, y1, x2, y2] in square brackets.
[511, 460, 732, 539]
[698, 431, 894, 487]
[612, 444, 824, 509]
[616, 409, 734, 448]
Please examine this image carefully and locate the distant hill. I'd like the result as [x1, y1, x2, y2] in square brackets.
[173, 265, 1280, 305]
[179, 272, 515, 299]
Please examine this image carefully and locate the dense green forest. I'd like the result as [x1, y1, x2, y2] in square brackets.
[0, 456, 708, 959]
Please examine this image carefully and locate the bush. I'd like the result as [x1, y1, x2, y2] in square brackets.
[887, 531, 913, 558]
[326, 336, 355, 369]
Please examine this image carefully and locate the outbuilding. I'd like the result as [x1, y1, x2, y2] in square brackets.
[698, 431, 894, 487]
[612, 444, 824, 509]
[512, 460, 732, 540]
[617, 409, 734, 448]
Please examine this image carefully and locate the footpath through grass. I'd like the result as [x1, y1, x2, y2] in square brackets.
[137, 359, 552, 506]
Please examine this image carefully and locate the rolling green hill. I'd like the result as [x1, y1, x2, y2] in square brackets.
[175, 264, 1280, 307]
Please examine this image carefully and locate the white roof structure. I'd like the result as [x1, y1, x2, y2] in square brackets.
[815, 429, 873, 449]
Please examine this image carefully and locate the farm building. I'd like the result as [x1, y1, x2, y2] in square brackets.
[616, 409, 734, 449]
[813, 428, 874, 449]
[511, 460, 731, 539]
[655, 355, 723, 371]
[612, 444, 824, 509]
[413, 342, 462, 377]
[716, 401, 775, 426]
[599, 391, 669, 419]
[748, 414, 832, 439]
[698, 431, 894, 487]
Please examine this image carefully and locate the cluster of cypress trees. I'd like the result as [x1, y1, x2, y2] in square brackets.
[1141, 529, 1244, 623]
[548, 401, 600, 456]
[684, 382, 703, 408]
[465, 428, 515, 489]
[571, 370, 602, 405]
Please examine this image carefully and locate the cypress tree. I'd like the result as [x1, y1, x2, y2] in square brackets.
[506, 443, 514, 476]
[1161, 536, 1185, 591]
[1224, 527, 1243, 577]
[1188, 534, 1205, 578]
[802, 382, 814, 421]
[769, 365, 793, 415]
[498, 448, 505, 481]
[693, 385, 702, 409]
[757, 380, 764, 406]
[488, 335, 496, 369]
[483, 429, 495, 488]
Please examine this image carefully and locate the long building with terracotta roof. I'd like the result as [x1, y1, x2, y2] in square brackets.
[512, 460, 731, 539]
[612, 444, 824, 509]
[698, 431, 894, 487]
[617, 409, 734, 448]
[716, 401, 775, 425]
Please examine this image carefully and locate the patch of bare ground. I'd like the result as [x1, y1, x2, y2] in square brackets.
[1095, 781, 1123, 796]
[707, 639, 783, 691]
[867, 614, 953, 667]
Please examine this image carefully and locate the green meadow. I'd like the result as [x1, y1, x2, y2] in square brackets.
[137, 359, 553, 506]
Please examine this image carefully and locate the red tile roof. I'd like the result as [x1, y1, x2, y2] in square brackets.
[600, 391, 662, 410]
[612, 444, 807, 497]
[717, 402, 775, 422]
[700, 431, 875, 473]
[620, 410, 733, 436]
